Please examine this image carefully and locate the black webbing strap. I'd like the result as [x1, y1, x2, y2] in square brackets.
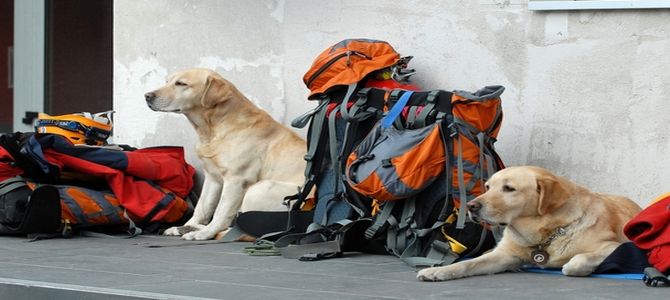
[386, 197, 416, 256]
[364, 201, 395, 240]
[339, 86, 371, 122]
[406, 106, 419, 129]
[273, 219, 363, 261]
[439, 107, 455, 223]
[414, 90, 440, 129]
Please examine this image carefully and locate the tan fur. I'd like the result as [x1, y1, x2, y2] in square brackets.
[417, 166, 641, 281]
[145, 68, 306, 240]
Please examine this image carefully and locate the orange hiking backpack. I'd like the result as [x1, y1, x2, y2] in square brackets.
[341, 86, 505, 267]
[347, 86, 505, 228]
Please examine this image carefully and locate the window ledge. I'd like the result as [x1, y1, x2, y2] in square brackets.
[529, 0, 670, 11]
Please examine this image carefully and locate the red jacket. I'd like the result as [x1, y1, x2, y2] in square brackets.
[624, 193, 670, 273]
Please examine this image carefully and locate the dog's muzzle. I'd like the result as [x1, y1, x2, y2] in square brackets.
[144, 92, 181, 112]
[144, 92, 156, 106]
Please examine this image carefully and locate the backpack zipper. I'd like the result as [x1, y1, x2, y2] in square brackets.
[306, 51, 371, 89]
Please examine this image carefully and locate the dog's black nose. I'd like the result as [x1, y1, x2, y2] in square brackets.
[144, 92, 156, 102]
[467, 200, 481, 213]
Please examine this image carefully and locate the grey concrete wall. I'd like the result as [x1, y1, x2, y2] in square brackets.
[114, 0, 670, 207]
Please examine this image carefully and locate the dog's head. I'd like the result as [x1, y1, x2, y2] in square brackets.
[144, 68, 234, 113]
[467, 166, 570, 226]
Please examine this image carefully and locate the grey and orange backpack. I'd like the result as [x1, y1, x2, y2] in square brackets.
[252, 39, 504, 268]
[346, 86, 505, 266]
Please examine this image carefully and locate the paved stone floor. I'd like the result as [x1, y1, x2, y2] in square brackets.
[0, 235, 666, 299]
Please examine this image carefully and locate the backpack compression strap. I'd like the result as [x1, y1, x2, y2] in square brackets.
[0, 176, 27, 195]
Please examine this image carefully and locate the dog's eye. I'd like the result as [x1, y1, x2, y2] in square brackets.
[503, 185, 516, 192]
[175, 81, 187, 86]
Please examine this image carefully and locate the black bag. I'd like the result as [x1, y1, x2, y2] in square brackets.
[0, 177, 32, 225]
[0, 177, 62, 235]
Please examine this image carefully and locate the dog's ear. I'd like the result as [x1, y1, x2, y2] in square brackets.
[536, 175, 569, 215]
[200, 75, 232, 108]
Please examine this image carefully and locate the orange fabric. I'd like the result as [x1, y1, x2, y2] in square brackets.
[449, 136, 488, 197]
[650, 192, 670, 206]
[350, 171, 398, 202]
[452, 95, 502, 134]
[160, 201, 188, 223]
[103, 194, 126, 222]
[301, 197, 316, 211]
[160, 195, 190, 223]
[64, 187, 110, 225]
[449, 92, 503, 198]
[393, 126, 445, 190]
[303, 39, 400, 99]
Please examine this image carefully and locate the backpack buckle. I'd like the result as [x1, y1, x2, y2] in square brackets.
[447, 123, 458, 138]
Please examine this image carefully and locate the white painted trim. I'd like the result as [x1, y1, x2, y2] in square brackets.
[0, 277, 218, 300]
[529, 0, 670, 11]
[13, 0, 45, 132]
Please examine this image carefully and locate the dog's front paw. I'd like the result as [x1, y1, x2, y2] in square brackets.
[417, 266, 457, 281]
[562, 256, 596, 277]
[163, 225, 204, 236]
[182, 229, 217, 241]
[163, 226, 183, 236]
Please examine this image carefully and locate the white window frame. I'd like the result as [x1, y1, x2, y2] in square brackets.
[529, 0, 670, 11]
[13, 0, 45, 132]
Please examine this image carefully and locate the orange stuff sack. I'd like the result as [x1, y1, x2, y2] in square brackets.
[27, 182, 190, 234]
[303, 39, 400, 99]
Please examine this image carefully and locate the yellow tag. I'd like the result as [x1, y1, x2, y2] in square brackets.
[441, 226, 468, 254]
[445, 235, 468, 254]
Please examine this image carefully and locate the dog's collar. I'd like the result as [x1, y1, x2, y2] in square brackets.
[509, 225, 568, 248]
[508, 224, 569, 265]
[537, 227, 567, 249]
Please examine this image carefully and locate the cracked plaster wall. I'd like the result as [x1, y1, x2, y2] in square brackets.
[114, 0, 670, 206]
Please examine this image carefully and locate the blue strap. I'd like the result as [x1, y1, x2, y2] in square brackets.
[522, 267, 644, 280]
[381, 91, 414, 129]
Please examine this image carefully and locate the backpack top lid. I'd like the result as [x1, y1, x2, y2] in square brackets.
[303, 39, 400, 100]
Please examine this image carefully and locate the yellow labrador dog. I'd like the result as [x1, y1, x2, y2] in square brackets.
[144, 68, 306, 240]
[418, 166, 641, 281]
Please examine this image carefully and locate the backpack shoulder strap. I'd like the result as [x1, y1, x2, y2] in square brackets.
[288, 99, 330, 211]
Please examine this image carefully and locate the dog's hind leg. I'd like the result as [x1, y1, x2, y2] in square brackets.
[562, 242, 619, 276]
[163, 173, 222, 236]
[239, 180, 298, 212]
[182, 176, 247, 240]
